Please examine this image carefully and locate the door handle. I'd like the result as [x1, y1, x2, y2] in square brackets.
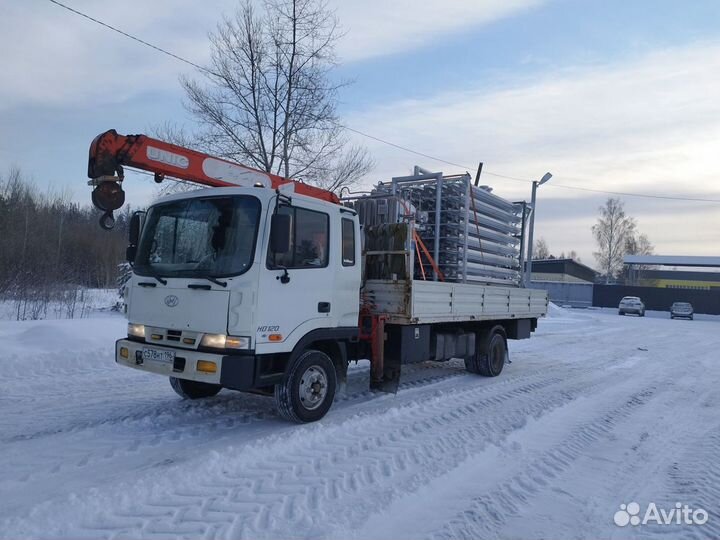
[318, 302, 331, 313]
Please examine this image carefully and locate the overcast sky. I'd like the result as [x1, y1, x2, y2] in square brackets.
[1, 0, 719, 266]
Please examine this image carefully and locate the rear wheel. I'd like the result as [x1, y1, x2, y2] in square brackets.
[465, 326, 507, 377]
[275, 349, 337, 423]
[169, 377, 222, 399]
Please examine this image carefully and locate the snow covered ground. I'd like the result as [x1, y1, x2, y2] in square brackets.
[1, 306, 718, 539]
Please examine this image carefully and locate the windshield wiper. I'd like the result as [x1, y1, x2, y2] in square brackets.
[144, 267, 167, 285]
[199, 275, 227, 288]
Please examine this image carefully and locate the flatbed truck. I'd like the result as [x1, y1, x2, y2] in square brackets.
[87, 130, 548, 422]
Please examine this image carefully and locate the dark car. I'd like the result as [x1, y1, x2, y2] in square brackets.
[670, 302, 694, 320]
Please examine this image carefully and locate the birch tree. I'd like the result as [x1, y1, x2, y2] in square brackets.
[592, 198, 636, 283]
[533, 238, 550, 259]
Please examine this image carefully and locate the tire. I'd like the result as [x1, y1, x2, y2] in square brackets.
[169, 377, 222, 399]
[275, 349, 337, 423]
[619, 311, 625, 316]
[465, 326, 507, 377]
[640, 310, 645, 317]
[671, 315, 675, 319]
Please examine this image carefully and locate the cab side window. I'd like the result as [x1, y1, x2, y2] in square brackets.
[268, 206, 329, 269]
[341, 218, 355, 266]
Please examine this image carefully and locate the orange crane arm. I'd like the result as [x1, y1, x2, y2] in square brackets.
[88, 129, 339, 228]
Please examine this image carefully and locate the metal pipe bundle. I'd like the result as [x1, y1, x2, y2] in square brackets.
[344, 169, 526, 287]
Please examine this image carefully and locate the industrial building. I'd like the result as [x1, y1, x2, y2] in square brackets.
[528, 258, 597, 308]
[528, 258, 597, 284]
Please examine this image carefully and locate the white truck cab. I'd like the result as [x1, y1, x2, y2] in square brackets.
[117, 186, 361, 421]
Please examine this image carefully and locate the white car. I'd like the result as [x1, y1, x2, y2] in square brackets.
[618, 296, 645, 317]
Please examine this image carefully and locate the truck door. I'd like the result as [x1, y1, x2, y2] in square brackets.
[256, 201, 336, 350]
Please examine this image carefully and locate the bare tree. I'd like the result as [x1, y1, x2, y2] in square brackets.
[625, 233, 654, 257]
[567, 250, 581, 262]
[533, 237, 550, 259]
[173, 0, 373, 194]
[592, 198, 636, 283]
[624, 232, 655, 285]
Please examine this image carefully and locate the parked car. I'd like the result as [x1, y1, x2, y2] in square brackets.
[618, 296, 645, 316]
[670, 302, 694, 320]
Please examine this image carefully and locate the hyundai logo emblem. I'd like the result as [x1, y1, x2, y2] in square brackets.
[164, 295, 179, 307]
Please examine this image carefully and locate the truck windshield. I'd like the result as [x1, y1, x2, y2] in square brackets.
[134, 195, 261, 278]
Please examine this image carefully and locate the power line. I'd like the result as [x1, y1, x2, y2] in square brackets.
[542, 182, 720, 203]
[47, 0, 720, 204]
[47, 0, 215, 76]
[342, 126, 479, 172]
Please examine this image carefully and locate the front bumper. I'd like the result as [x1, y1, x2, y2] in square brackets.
[117, 339, 224, 384]
[116, 339, 262, 389]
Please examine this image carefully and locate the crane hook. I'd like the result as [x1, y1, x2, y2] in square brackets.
[99, 211, 116, 230]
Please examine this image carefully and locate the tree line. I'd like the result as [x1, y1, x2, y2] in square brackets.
[0, 168, 130, 319]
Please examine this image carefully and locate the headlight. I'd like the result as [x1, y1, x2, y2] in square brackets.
[128, 323, 145, 339]
[200, 334, 250, 350]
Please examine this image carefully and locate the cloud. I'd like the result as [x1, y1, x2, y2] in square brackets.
[335, 0, 545, 61]
[0, 0, 232, 110]
[346, 41, 720, 263]
[0, 0, 543, 110]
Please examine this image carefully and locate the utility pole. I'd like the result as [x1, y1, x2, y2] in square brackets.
[524, 172, 552, 287]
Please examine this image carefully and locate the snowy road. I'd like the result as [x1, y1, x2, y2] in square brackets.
[1, 307, 718, 539]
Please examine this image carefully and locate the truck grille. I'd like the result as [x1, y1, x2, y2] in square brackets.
[146, 327, 201, 349]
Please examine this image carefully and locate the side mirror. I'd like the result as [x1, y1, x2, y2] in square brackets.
[127, 211, 145, 263]
[270, 213, 291, 254]
[129, 211, 144, 246]
[126, 245, 137, 263]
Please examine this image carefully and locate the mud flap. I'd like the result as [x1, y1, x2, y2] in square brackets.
[370, 355, 401, 393]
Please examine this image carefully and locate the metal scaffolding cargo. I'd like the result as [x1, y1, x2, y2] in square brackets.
[344, 167, 527, 287]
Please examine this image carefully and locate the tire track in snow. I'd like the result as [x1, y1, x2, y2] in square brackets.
[11, 363, 630, 539]
[2, 359, 555, 486]
[389, 332, 720, 540]
[633, 424, 720, 540]
[424, 386, 662, 540]
[3, 320, 644, 535]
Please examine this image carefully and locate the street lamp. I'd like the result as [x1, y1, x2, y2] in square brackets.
[524, 172, 553, 287]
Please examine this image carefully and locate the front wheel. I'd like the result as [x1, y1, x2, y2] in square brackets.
[275, 349, 337, 423]
[169, 377, 222, 399]
[465, 326, 507, 377]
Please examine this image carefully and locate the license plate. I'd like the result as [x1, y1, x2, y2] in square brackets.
[142, 347, 175, 364]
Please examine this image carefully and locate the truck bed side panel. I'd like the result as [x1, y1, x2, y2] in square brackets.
[365, 279, 548, 324]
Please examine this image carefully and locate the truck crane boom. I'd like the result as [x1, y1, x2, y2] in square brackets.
[88, 129, 340, 229]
